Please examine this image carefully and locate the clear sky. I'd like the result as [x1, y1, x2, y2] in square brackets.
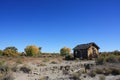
[0, 0, 120, 53]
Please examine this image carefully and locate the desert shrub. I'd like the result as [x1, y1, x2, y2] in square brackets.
[0, 73, 14, 80]
[4, 47, 17, 52]
[24, 45, 41, 56]
[0, 64, 10, 74]
[65, 54, 74, 60]
[0, 63, 14, 80]
[99, 75, 105, 80]
[50, 61, 57, 64]
[16, 59, 22, 64]
[88, 70, 96, 77]
[60, 47, 71, 56]
[96, 67, 120, 76]
[96, 55, 105, 65]
[0, 61, 5, 66]
[100, 53, 107, 57]
[117, 56, 120, 62]
[105, 55, 118, 63]
[3, 46, 19, 57]
[85, 64, 91, 70]
[111, 68, 120, 75]
[80, 68, 86, 74]
[96, 53, 120, 64]
[39, 76, 49, 80]
[39, 63, 46, 66]
[113, 50, 120, 55]
[96, 68, 103, 74]
[20, 66, 31, 73]
[96, 67, 111, 75]
[99, 51, 120, 63]
[42, 58, 49, 62]
[75, 58, 80, 62]
[103, 68, 111, 75]
[71, 72, 81, 80]
[11, 64, 18, 72]
[0, 50, 3, 56]
[20, 52, 26, 56]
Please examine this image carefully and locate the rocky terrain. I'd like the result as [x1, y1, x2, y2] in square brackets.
[0, 57, 120, 80]
[13, 60, 95, 80]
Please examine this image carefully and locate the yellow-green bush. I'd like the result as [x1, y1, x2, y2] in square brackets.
[60, 47, 71, 56]
[24, 45, 41, 56]
[3, 49, 19, 57]
[3, 47, 19, 57]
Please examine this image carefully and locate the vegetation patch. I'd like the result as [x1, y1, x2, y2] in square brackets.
[0, 63, 14, 80]
[71, 72, 81, 80]
[99, 75, 105, 80]
[111, 68, 120, 75]
[16, 59, 22, 64]
[42, 58, 49, 62]
[50, 61, 58, 64]
[96, 51, 120, 65]
[11, 64, 18, 72]
[65, 54, 74, 60]
[20, 66, 31, 73]
[60, 47, 71, 56]
[88, 70, 96, 77]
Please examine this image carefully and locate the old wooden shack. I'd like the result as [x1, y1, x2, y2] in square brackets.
[73, 42, 100, 59]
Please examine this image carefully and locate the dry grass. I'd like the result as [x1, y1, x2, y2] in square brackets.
[0, 56, 63, 65]
[0, 63, 14, 80]
[99, 75, 105, 80]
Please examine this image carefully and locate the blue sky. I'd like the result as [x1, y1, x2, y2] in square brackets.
[0, 0, 120, 52]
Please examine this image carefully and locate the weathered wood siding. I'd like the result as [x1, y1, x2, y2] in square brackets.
[87, 46, 99, 58]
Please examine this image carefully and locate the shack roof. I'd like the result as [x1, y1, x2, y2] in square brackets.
[73, 42, 100, 50]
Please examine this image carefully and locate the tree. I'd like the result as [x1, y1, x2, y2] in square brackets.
[24, 45, 41, 56]
[113, 50, 120, 55]
[60, 47, 71, 56]
[0, 50, 3, 56]
[4, 46, 18, 52]
[3, 46, 19, 57]
[39, 47, 42, 53]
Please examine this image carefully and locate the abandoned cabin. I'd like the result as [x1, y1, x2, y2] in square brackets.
[73, 42, 100, 59]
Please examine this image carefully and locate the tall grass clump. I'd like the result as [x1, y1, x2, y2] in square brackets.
[111, 68, 120, 75]
[71, 72, 81, 80]
[105, 54, 118, 63]
[65, 54, 74, 60]
[42, 58, 49, 62]
[96, 52, 120, 64]
[88, 70, 96, 77]
[20, 66, 31, 73]
[0, 63, 14, 80]
[96, 55, 105, 65]
[99, 75, 105, 80]
[95, 68, 103, 74]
